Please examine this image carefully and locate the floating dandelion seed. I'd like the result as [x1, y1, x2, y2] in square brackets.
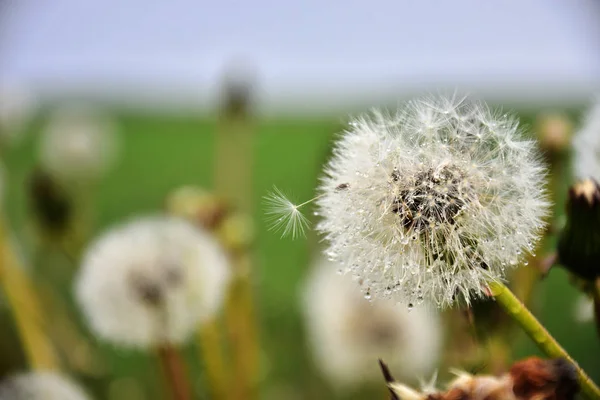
[264, 187, 313, 239]
[268, 95, 550, 307]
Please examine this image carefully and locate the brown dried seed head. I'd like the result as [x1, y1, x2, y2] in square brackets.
[509, 357, 578, 400]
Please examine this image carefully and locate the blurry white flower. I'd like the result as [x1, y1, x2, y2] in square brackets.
[0, 84, 36, 147]
[39, 106, 118, 182]
[315, 95, 549, 307]
[0, 162, 5, 203]
[75, 216, 230, 349]
[0, 371, 90, 400]
[573, 98, 600, 180]
[573, 294, 594, 323]
[302, 257, 441, 389]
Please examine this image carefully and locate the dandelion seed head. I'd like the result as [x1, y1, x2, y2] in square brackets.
[573, 294, 594, 323]
[317, 95, 549, 307]
[0, 372, 90, 400]
[573, 97, 600, 181]
[0, 84, 36, 147]
[302, 257, 441, 388]
[264, 187, 310, 239]
[39, 105, 119, 183]
[75, 216, 230, 348]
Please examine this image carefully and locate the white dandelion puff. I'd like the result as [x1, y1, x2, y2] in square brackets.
[573, 294, 594, 323]
[264, 187, 313, 239]
[573, 97, 600, 181]
[302, 257, 442, 389]
[75, 216, 230, 348]
[39, 105, 119, 183]
[0, 371, 91, 400]
[0, 84, 37, 147]
[314, 94, 550, 307]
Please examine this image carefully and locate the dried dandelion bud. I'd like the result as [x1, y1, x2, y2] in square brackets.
[557, 179, 600, 280]
[166, 186, 254, 252]
[28, 168, 72, 234]
[510, 357, 578, 400]
[75, 216, 230, 348]
[316, 95, 549, 307]
[536, 113, 573, 156]
[39, 105, 119, 183]
[0, 371, 90, 400]
[381, 357, 578, 400]
[166, 186, 228, 229]
[303, 258, 441, 389]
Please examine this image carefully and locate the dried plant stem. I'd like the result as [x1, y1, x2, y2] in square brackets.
[0, 219, 59, 370]
[156, 345, 191, 400]
[488, 281, 600, 400]
[224, 253, 259, 400]
[215, 79, 259, 400]
[197, 320, 228, 400]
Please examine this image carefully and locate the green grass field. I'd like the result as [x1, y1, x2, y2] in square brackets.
[1, 108, 599, 399]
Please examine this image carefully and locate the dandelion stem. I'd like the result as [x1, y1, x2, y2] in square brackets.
[197, 320, 228, 400]
[157, 345, 191, 400]
[214, 72, 260, 400]
[488, 280, 600, 400]
[224, 253, 259, 400]
[0, 218, 59, 370]
[295, 193, 324, 209]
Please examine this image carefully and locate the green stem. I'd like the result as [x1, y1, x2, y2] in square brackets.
[488, 280, 600, 400]
[593, 279, 600, 342]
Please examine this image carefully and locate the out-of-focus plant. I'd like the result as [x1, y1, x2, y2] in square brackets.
[74, 216, 231, 400]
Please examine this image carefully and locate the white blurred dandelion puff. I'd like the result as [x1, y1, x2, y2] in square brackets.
[302, 257, 441, 388]
[75, 215, 230, 349]
[0, 371, 90, 400]
[573, 96, 600, 181]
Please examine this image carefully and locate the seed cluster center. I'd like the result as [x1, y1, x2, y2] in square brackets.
[390, 164, 472, 233]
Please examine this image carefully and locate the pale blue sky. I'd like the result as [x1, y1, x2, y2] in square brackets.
[1, 0, 599, 111]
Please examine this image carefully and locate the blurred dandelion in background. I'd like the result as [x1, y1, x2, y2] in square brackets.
[39, 105, 119, 185]
[0, 84, 36, 148]
[75, 216, 230, 348]
[573, 295, 595, 324]
[572, 98, 600, 181]
[0, 371, 91, 400]
[302, 257, 442, 390]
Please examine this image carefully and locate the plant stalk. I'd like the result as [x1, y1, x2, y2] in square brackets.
[214, 73, 259, 400]
[0, 218, 59, 370]
[488, 280, 600, 400]
[157, 345, 191, 400]
[197, 320, 228, 400]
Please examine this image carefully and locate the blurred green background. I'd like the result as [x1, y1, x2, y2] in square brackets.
[0, 104, 598, 399]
